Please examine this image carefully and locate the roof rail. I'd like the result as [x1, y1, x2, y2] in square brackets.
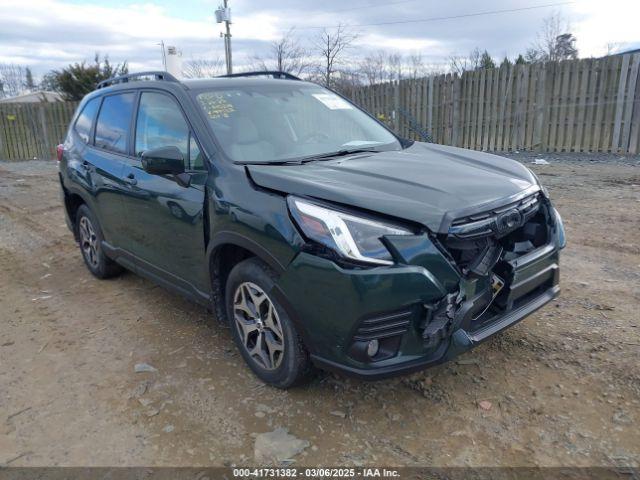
[96, 71, 179, 90]
[218, 71, 301, 81]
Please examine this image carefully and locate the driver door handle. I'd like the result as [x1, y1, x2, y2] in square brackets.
[124, 173, 137, 186]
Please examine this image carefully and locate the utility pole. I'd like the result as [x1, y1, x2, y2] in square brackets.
[157, 41, 167, 70]
[216, 1, 232, 74]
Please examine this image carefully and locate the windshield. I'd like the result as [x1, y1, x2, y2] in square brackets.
[195, 83, 401, 164]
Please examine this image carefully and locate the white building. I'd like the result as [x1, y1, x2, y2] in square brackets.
[0, 91, 64, 104]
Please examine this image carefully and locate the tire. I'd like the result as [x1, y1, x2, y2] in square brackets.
[75, 204, 123, 279]
[225, 257, 314, 388]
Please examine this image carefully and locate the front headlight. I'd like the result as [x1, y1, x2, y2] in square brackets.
[552, 207, 566, 249]
[287, 197, 412, 265]
[529, 169, 550, 199]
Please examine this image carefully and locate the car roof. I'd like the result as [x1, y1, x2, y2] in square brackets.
[181, 77, 310, 90]
[83, 76, 315, 104]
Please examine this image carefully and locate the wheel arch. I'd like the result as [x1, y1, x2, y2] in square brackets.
[207, 232, 288, 323]
[60, 182, 93, 240]
[208, 233, 316, 361]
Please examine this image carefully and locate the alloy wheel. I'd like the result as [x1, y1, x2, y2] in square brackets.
[79, 216, 99, 269]
[233, 282, 285, 370]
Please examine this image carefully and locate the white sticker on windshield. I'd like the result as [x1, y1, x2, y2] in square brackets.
[312, 93, 352, 110]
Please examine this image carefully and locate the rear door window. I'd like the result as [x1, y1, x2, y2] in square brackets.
[74, 97, 100, 144]
[95, 92, 135, 154]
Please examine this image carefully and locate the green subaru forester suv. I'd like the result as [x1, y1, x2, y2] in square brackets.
[58, 71, 565, 388]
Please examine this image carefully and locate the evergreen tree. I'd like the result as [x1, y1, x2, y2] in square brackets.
[479, 50, 496, 69]
[47, 53, 128, 101]
[25, 67, 35, 91]
[515, 54, 528, 65]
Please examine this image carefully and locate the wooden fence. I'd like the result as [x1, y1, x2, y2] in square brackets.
[349, 53, 640, 154]
[1, 53, 640, 160]
[0, 101, 78, 161]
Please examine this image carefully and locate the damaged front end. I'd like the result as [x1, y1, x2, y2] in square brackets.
[422, 191, 563, 350]
[277, 188, 563, 379]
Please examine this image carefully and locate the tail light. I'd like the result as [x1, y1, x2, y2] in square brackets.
[56, 144, 64, 162]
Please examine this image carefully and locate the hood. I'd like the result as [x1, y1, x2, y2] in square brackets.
[247, 142, 539, 232]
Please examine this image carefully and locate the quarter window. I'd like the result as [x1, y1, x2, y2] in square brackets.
[135, 92, 202, 170]
[95, 93, 135, 154]
[74, 97, 100, 144]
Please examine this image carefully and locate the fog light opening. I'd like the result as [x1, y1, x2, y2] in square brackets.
[366, 339, 380, 358]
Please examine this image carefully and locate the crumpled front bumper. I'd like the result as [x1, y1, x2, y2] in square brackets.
[274, 231, 561, 380]
[314, 283, 559, 379]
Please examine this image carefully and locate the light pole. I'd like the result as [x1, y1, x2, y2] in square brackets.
[215, 0, 232, 74]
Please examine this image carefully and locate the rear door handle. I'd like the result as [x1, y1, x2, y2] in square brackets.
[124, 173, 137, 186]
[81, 161, 90, 170]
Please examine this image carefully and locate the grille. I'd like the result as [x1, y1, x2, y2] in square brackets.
[353, 309, 413, 341]
[449, 193, 541, 239]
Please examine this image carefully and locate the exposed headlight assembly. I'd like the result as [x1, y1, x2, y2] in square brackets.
[287, 197, 412, 265]
[528, 169, 550, 199]
[552, 207, 566, 249]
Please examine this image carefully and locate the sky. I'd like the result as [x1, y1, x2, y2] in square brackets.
[1, 0, 639, 78]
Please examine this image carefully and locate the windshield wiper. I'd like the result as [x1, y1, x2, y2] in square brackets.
[240, 148, 381, 166]
[296, 148, 381, 163]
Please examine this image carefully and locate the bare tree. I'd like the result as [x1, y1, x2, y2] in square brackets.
[358, 50, 387, 85]
[0, 63, 27, 98]
[526, 12, 578, 63]
[251, 28, 309, 76]
[357, 50, 443, 85]
[358, 50, 405, 85]
[407, 52, 427, 80]
[386, 52, 402, 81]
[331, 67, 363, 97]
[314, 24, 358, 86]
[358, 50, 413, 85]
[182, 58, 225, 79]
[449, 47, 482, 75]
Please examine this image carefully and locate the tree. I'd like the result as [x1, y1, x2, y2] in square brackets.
[500, 57, 513, 68]
[526, 12, 578, 63]
[48, 54, 128, 101]
[0, 63, 27, 98]
[449, 47, 482, 75]
[331, 67, 363, 97]
[358, 50, 410, 85]
[358, 50, 388, 85]
[314, 24, 358, 86]
[386, 52, 402, 81]
[39, 72, 58, 92]
[515, 54, 528, 65]
[554, 33, 578, 61]
[182, 58, 225, 78]
[407, 52, 428, 80]
[25, 67, 35, 91]
[251, 28, 309, 76]
[479, 50, 496, 69]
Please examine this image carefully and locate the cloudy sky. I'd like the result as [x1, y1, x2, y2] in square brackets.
[1, 0, 639, 78]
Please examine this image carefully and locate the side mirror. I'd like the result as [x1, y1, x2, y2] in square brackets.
[141, 146, 185, 175]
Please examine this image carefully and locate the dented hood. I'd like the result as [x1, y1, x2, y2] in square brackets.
[247, 142, 539, 232]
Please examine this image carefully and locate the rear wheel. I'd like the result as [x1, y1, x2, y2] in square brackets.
[225, 257, 313, 388]
[75, 204, 123, 279]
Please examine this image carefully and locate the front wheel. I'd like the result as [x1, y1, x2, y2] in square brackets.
[75, 204, 123, 279]
[225, 258, 314, 388]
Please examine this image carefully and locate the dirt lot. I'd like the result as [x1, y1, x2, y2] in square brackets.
[1, 152, 639, 468]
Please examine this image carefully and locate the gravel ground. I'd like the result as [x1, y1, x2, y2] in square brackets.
[0, 153, 639, 468]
